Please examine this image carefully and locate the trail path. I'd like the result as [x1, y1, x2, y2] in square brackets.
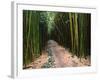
[49, 46, 68, 67]
[47, 45, 90, 68]
[25, 40, 90, 69]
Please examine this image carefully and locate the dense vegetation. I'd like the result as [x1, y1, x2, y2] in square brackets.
[23, 10, 91, 68]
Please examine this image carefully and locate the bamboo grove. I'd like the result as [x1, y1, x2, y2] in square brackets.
[23, 10, 91, 68]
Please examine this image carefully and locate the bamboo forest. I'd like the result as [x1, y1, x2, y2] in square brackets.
[23, 10, 91, 69]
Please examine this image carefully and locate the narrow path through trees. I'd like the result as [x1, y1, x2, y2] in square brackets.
[24, 40, 90, 69]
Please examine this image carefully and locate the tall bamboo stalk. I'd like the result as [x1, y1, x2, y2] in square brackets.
[26, 11, 32, 64]
[74, 13, 79, 56]
[69, 13, 74, 53]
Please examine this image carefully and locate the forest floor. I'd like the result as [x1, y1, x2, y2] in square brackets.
[24, 45, 91, 69]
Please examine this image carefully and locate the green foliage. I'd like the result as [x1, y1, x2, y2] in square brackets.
[46, 12, 56, 35]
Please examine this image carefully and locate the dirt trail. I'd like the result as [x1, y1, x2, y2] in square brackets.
[48, 45, 89, 68]
[24, 40, 90, 69]
[50, 46, 67, 67]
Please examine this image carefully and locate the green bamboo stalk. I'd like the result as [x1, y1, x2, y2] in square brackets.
[79, 14, 85, 58]
[69, 13, 74, 53]
[32, 11, 40, 58]
[24, 10, 29, 67]
[74, 13, 79, 56]
[26, 11, 32, 64]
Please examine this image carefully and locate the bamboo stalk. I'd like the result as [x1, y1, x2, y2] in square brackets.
[74, 13, 79, 56]
[69, 13, 74, 53]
